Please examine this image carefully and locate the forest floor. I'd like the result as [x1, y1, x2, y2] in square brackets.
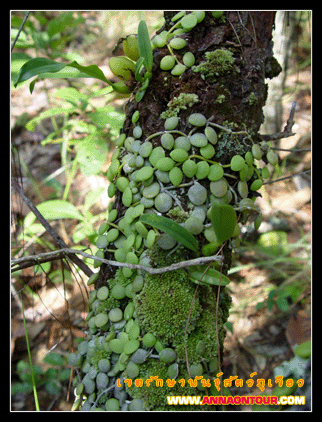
[11, 12, 311, 411]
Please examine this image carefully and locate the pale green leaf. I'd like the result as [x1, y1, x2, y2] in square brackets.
[25, 200, 84, 227]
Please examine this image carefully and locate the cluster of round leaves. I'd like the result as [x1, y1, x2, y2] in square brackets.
[152, 11, 207, 76]
[71, 261, 225, 411]
[70, 268, 188, 411]
[153, 11, 225, 77]
[99, 111, 278, 265]
[72, 111, 279, 410]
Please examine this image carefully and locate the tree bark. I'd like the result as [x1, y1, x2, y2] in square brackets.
[73, 11, 280, 411]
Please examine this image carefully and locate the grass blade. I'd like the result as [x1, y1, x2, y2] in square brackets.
[20, 293, 40, 411]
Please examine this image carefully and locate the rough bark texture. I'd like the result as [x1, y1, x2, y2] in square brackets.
[125, 11, 278, 145]
[73, 11, 279, 411]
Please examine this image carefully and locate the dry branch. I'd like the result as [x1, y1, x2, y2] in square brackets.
[11, 247, 223, 275]
[259, 100, 297, 142]
[11, 178, 93, 277]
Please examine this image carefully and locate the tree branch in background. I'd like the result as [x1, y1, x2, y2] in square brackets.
[11, 177, 93, 277]
[259, 100, 297, 142]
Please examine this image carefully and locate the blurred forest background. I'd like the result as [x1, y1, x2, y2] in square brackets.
[11, 11, 311, 411]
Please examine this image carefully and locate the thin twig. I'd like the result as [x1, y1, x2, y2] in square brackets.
[262, 170, 311, 186]
[11, 11, 31, 53]
[11, 247, 223, 275]
[259, 101, 297, 142]
[11, 177, 93, 277]
[270, 147, 311, 152]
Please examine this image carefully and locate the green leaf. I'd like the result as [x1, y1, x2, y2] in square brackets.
[11, 52, 32, 85]
[187, 265, 230, 286]
[135, 89, 146, 102]
[26, 107, 74, 131]
[55, 87, 88, 106]
[139, 214, 198, 253]
[137, 20, 153, 72]
[294, 340, 311, 359]
[43, 352, 65, 366]
[134, 56, 145, 82]
[76, 135, 108, 176]
[14, 57, 67, 87]
[14, 57, 114, 93]
[210, 203, 237, 244]
[67, 61, 111, 84]
[25, 200, 84, 227]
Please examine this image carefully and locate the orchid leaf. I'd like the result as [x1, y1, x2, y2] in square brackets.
[187, 265, 230, 286]
[14, 57, 113, 93]
[137, 20, 153, 72]
[139, 214, 198, 253]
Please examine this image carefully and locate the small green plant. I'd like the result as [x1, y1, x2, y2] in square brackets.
[256, 279, 306, 313]
[12, 352, 71, 399]
[13, 18, 153, 99]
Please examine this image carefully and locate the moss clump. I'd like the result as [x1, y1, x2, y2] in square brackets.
[193, 49, 236, 80]
[160, 93, 199, 119]
[247, 92, 258, 105]
[134, 267, 201, 343]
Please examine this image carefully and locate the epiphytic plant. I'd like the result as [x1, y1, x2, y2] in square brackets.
[13, 11, 304, 411]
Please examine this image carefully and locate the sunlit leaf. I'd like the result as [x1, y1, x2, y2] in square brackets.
[25, 199, 84, 227]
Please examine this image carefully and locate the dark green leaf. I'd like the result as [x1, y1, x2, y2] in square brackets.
[67, 61, 111, 84]
[14, 57, 67, 87]
[45, 378, 61, 395]
[43, 352, 65, 366]
[187, 265, 230, 286]
[210, 203, 237, 244]
[139, 214, 198, 253]
[134, 56, 145, 82]
[135, 89, 146, 102]
[14, 57, 114, 93]
[137, 20, 153, 72]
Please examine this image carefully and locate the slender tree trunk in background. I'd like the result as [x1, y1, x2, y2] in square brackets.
[262, 11, 295, 134]
[74, 11, 281, 411]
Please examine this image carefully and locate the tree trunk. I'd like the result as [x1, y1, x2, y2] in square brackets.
[72, 11, 280, 411]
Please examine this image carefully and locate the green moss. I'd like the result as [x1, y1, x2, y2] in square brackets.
[265, 56, 282, 79]
[216, 94, 226, 104]
[193, 49, 236, 80]
[160, 93, 199, 119]
[126, 284, 231, 411]
[167, 206, 189, 222]
[214, 130, 250, 164]
[134, 267, 201, 343]
[126, 360, 210, 411]
[247, 92, 258, 105]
